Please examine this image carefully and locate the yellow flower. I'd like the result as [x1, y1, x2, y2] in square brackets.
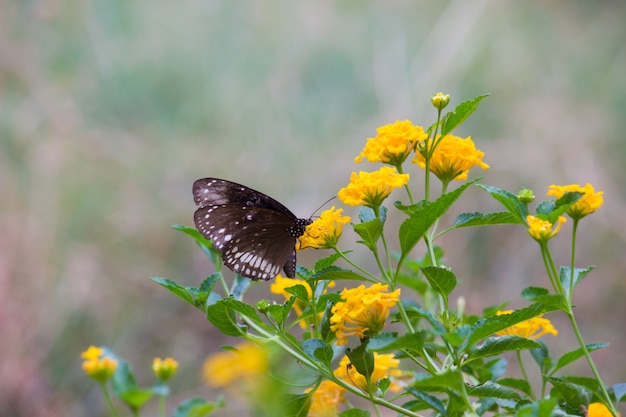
[270, 275, 335, 329]
[526, 215, 566, 242]
[305, 380, 345, 417]
[588, 402, 620, 417]
[202, 342, 268, 388]
[431, 92, 450, 110]
[546, 183, 604, 220]
[152, 357, 179, 381]
[298, 206, 351, 250]
[413, 134, 489, 182]
[354, 120, 427, 166]
[337, 167, 409, 208]
[330, 283, 401, 346]
[81, 346, 117, 382]
[495, 310, 558, 340]
[334, 353, 403, 393]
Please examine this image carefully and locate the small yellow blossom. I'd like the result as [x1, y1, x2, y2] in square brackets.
[413, 134, 489, 182]
[202, 342, 268, 388]
[495, 310, 558, 340]
[330, 283, 401, 346]
[526, 215, 566, 242]
[588, 402, 619, 417]
[81, 346, 117, 382]
[355, 120, 428, 166]
[431, 92, 450, 110]
[547, 183, 604, 220]
[153, 357, 179, 381]
[334, 353, 403, 392]
[298, 206, 351, 250]
[337, 167, 409, 208]
[305, 380, 345, 417]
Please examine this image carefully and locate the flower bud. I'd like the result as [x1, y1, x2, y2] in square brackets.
[431, 92, 450, 110]
[517, 188, 535, 203]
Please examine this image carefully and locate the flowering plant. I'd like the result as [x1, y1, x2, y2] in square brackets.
[86, 93, 624, 417]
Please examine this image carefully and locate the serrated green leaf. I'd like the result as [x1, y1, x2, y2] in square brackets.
[266, 303, 288, 327]
[521, 290, 568, 312]
[152, 277, 195, 305]
[440, 94, 489, 136]
[302, 339, 333, 370]
[367, 331, 426, 353]
[421, 266, 457, 298]
[449, 211, 522, 230]
[466, 336, 542, 363]
[515, 399, 557, 417]
[172, 397, 224, 417]
[465, 380, 522, 401]
[403, 304, 446, 334]
[561, 376, 601, 398]
[285, 284, 310, 302]
[530, 339, 553, 374]
[476, 184, 529, 225]
[377, 378, 391, 395]
[548, 376, 592, 411]
[206, 298, 263, 337]
[551, 343, 608, 375]
[314, 252, 350, 271]
[354, 218, 383, 251]
[497, 378, 533, 397]
[405, 387, 448, 416]
[559, 266, 594, 300]
[399, 180, 478, 256]
[412, 371, 465, 395]
[230, 275, 251, 300]
[467, 303, 558, 346]
[311, 266, 367, 282]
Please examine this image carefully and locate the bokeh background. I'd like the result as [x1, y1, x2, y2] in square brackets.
[2, 0, 625, 415]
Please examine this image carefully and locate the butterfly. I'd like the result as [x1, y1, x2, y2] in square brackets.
[193, 178, 312, 280]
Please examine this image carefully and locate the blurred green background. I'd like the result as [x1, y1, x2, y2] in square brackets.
[2, 0, 626, 415]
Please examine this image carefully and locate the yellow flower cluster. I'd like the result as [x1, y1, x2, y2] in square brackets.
[526, 215, 567, 242]
[202, 342, 268, 388]
[547, 183, 604, 219]
[330, 283, 401, 346]
[413, 134, 490, 182]
[306, 352, 403, 416]
[270, 274, 335, 329]
[495, 310, 558, 340]
[152, 357, 179, 381]
[81, 346, 118, 382]
[298, 206, 351, 250]
[338, 167, 409, 208]
[354, 120, 427, 166]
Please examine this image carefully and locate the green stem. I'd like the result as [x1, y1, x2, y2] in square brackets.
[158, 395, 166, 417]
[568, 219, 579, 304]
[517, 350, 535, 400]
[332, 246, 380, 282]
[99, 382, 122, 417]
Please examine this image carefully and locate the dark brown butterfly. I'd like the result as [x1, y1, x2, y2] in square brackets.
[193, 178, 312, 280]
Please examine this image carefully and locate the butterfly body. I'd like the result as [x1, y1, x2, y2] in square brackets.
[193, 178, 311, 280]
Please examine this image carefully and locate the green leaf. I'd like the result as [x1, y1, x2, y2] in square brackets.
[412, 371, 465, 395]
[613, 382, 626, 404]
[559, 266, 594, 300]
[440, 94, 490, 137]
[497, 378, 533, 397]
[302, 339, 333, 370]
[405, 387, 448, 416]
[368, 332, 426, 353]
[548, 376, 592, 411]
[339, 409, 371, 417]
[467, 303, 558, 346]
[377, 378, 391, 395]
[311, 266, 367, 282]
[346, 342, 374, 380]
[314, 252, 349, 271]
[283, 393, 311, 417]
[515, 399, 557, 417]
[320, 299, 336, 344]
[561, 376, 601, 398]
[465, 380, 522, 401]
[466, 336, 542, 363]
[402, 304, 446, 334]
[172, 397, 225, 417]
[399, 180, 478, 256]
[173, 224, 221, 266]
[449, 211, 522, 230]
[359, 205, 387, 224]
[230, 274, 251, 300]
[551, 343, 608, 375]
[285, 284, 310, 302]
[521, 287, 568, 312]
[353, 218, 383, 251]
[118, 389, 154, 409]
[206, 298, 263, 337]
[420, 266, 457, 298]
[152, 277, 195, 306]
[476, 184, 529, 225]
[530, 340, 553, 374]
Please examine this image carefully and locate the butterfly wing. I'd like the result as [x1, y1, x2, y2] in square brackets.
[193, 178, 296, 215]
[194, 205, 298, 280]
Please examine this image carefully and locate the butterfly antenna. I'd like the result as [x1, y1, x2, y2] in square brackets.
[309, 196, 337, 218]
